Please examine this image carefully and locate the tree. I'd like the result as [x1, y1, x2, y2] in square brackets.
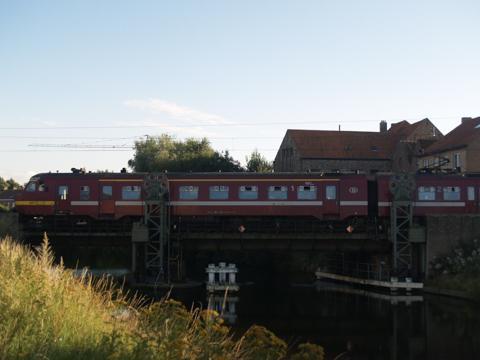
[246, 149, 273, 173]
[0, 177, 22, 190]
[128, 135, 244, 172]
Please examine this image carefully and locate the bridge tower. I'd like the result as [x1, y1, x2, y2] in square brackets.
[132, 173, 182, 284]
[389, 173, 415, 279]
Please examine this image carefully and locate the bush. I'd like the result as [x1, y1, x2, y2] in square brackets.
[0, 235, 323, 359]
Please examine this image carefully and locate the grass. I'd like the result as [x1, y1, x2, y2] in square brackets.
[0, 235, 324, 359]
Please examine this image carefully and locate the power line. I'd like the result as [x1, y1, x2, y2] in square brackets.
[0, 116, 459, 130]
[0, 148, 278, 152]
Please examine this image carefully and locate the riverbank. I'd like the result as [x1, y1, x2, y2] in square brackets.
[425, 275, 480, 302]
[0, 235, 324, 359]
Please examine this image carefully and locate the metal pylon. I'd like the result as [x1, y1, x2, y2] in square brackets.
[143, 173, 170, 283]
[389, 173, 414, 278]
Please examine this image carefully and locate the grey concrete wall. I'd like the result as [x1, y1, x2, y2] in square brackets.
[0, 212, 19, 240]
[426, 215, 480, 275]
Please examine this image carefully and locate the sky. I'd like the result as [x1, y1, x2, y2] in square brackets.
[1, 0, 479, 183]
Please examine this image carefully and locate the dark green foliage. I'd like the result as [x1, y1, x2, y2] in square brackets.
[128, 134, 243, 172]
[429, 239, 480, 299]
[0, 177, 22, 190]
[246, 149, 273, 173]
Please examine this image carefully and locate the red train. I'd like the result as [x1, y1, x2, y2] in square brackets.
[14, 171, 480, 226]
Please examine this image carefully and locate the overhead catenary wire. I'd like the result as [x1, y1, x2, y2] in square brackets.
[0, 116, 459, 130]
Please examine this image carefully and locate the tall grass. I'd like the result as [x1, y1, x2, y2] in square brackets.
[0, 235, 324, 359]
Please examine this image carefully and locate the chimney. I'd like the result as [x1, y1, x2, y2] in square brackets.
[380, 120, 387, 133]
[462, 117, 473, 124]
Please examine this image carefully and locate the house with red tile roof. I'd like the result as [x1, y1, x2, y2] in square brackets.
[419, 117, 480, 173]
[274, 119, 442, 174]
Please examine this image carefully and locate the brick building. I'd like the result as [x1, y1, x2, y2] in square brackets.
[419, 117, 480, 173]
[274, 118, 442, 173]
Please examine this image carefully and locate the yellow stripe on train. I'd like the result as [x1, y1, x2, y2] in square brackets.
[15, 201, 55, 206]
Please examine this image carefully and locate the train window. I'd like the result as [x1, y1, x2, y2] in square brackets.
[80, 186, 90, 200]
[268, 186, 287, 200]
[122, 186, 141, 200]
[38, 183, 46, 192]
[179, 186, 199, 200]
[239, 185, 258, 200]
[443, 186, 460, 201]
[298, 185, 317, 200]
[418, 186, 435, 200]
[58, 186, 68, 200]
[102, 186, 113, 199]
[209, 186, 229, 200]
[26, 182, 36, 192]
[468, 187, 475, 201]
[326, 185, 336, 200]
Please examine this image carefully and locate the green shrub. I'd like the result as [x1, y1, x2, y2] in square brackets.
[0, 235, 323, 359]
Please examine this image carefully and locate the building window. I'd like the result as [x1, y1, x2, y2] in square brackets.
[418, 186, 435, 201]
[298, 185, 317, 200]
[326, 185, 336, 200]
[443, 186, 461, 201]
[454, 153, 461, 169]
[80, 186, 90, 200]
[468, 186, 475, 201]
[102, 186, 113, 199]
[58, 186, 68, 200]
[179, 186, 199, 200]
[268, 185, 287, 200]
[239, 185, 258, 200]
[26, 182, 36, 192]
[209, 186, 229, 200]
[122, 185, 141, 200]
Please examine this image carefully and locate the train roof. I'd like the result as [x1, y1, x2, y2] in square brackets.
[30, 171, 367, 181]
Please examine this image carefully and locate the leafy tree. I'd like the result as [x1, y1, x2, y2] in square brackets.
[246, 149, 273, 172]
[0, 177, 23, 190]
[128, 135, 244, 172]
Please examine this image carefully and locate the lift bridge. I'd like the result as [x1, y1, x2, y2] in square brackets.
[130, 172, 420, 286]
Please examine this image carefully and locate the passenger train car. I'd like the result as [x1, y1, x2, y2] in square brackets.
[15, 172, 368, 222]
[14, 171, 480, 226]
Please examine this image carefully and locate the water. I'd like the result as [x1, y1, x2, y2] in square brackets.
[147, 281, 480, 360]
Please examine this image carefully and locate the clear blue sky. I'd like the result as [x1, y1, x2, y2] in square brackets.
[1, 0, 479, 182]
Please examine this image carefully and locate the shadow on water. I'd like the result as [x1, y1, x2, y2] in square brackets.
[138, 282, 480, 360]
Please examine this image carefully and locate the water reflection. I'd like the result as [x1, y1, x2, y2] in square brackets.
[142, 282, 480, 359]
[207, 293, 238, 325]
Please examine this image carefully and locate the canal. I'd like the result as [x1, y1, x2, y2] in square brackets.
[145, 281, 480, 360]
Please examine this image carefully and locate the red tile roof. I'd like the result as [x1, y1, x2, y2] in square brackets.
[287, 129, 393, 160]
[286, 119, 434, 160]
[423, 117, 480, 155]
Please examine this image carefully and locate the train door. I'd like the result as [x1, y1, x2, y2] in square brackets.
[466, 186, 477, 213]
[56, 184, 70, 213]
[99, 184, 115, 216]
[323, 183, 339, 215]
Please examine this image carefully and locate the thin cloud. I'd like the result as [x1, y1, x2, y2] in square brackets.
[124, 98, 231, 125]
[116, 118, 220, 139]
